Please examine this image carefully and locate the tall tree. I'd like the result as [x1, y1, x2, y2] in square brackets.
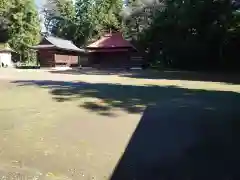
[44, 0, 123, 46]
[94, 0, 123, 34]
[124, 0, 233, 69]
[75, 0, 123, 43]
[0, 0, 41, 62]
[44, 0, 76, 39]
[0, 0, 11, 42]
[74, 0, 96, 44]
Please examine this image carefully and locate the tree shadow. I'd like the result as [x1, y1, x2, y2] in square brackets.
[49, 68, 132, 76]
[11, 79, 240, 178]
[49, 69, 240, 85]
[15, 66, 40, 69]
[11, 80, 183, 115]
[110, 91, 240, 179]
[119, 70, 240, 85]
[12, 80, 239, 117]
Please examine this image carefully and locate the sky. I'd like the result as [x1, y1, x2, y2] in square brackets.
[35, 0, 47, 32]
[35, 0, 46, 9]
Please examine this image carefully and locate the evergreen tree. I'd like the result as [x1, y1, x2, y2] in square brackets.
[44, 0, 123, 46]
[44, 0, 76, 39]
[0, 0, 41, 62]
[0, 0, 11, 42]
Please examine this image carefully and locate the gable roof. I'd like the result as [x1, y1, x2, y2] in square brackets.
[32, 36, 85, 52]
[87, 32, 135, 49]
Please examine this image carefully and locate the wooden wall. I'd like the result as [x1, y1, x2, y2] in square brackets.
[38, 49, 54, 67]
[54, 49, 79, 67]
[38, 49, 80, 67]
[87, 51, 144, 68]
[54, 54, 78, 67]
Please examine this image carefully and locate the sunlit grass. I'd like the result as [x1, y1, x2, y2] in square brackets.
[0, 69, 239, 179]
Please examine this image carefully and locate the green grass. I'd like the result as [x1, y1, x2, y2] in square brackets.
[0, 81, 137, 180]
[0, 70, 239, 180]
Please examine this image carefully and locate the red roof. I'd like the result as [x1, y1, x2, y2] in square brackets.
[87, 32, 134, 49]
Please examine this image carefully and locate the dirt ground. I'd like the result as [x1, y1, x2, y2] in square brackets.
[0, 68, 239, 180]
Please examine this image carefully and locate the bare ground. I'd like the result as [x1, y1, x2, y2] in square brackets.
[0, 68, 239, 180]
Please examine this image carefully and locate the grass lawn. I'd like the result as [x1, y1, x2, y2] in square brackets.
[0, 80, 140, 180]
[0, 69, 239, 179]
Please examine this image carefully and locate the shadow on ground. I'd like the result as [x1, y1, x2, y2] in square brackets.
[15, 66, 40, 69]
[11, 80, 240, 178]
[120, 70, 240, 85]
[49, 69, 131, 76]
[111, 92, 240, 179]
[49, 69, 240, 84]
[12, 80, 240, 116]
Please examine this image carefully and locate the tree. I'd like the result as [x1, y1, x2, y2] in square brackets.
[124, 0, 233, 70]
[0, 0, 41, 62]
[44, 0, 90, 45]
[75, 0, 123, 43]
[221, 0, 240, 70]
[94, 0, 123, 34]
[44, 0, 76, 39]
[43, 0, 123, 46]
[74, 0, 96, 44]
[0, 17, 10, 43]
[0, 0, 11, 42]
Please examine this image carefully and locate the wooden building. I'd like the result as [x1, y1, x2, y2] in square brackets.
[85, 32, 144, 69]
[32, 36, 85, 67]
